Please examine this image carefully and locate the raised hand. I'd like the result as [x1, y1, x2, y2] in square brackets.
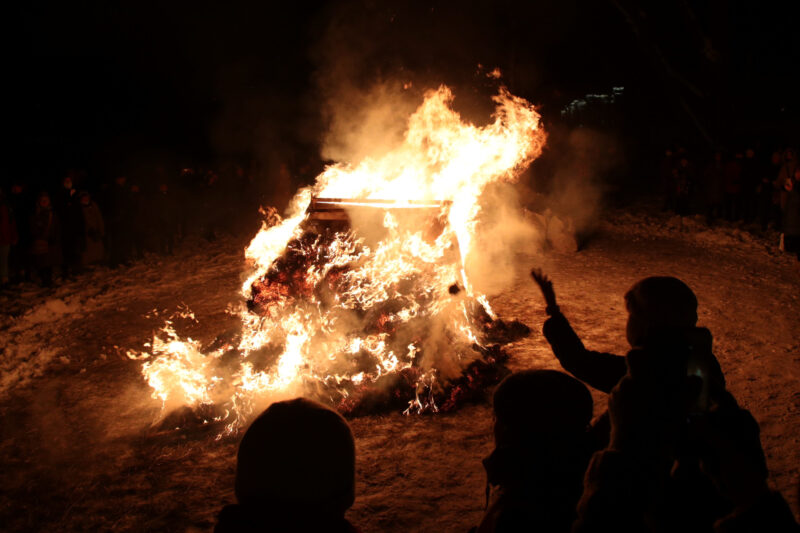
[530, 268, 558, 312]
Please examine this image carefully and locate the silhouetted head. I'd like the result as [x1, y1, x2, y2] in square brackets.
[78, 191, 91, 206]
[745, 148, 755, 159]
[772, 151, 782, 165]
[115, 176, 127, 186]
[492, 370, 593, 449]
[624, 276, 698, 347]
[235, 398, 355, 520]
[62, 176, 73, 189]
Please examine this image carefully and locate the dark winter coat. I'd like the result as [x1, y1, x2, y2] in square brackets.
[108, 184, 132, 231]
[740, 157, 759, 195]
[54, 188, 86, 253]
[475, 441, 593, 533]
[542, 312, 725, 395]
[783, 184, 800, 237]
[81, 201, 105, 264]
[542, 312, 627, 393]
[0, 202, 17, 246]
[214, 504, 361, 533]
[9, 190, 32, 247]
[574, 447, 799, 533]
[723, 160, 742, 195]
[29, 206, 61, 267]
[775, 161, 798, 209]
[703, 162, 725, 204]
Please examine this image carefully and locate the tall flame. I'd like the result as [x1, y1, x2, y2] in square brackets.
[130, 85, 545, 431]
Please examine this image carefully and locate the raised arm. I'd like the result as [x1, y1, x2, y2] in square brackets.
[531, 268, 627, 393]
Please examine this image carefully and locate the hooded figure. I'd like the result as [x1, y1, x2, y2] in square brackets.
[215, 398, 359, 533]
[475, 370, 594, 533]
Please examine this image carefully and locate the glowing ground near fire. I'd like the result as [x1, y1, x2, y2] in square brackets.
[1, 208, 798, 531]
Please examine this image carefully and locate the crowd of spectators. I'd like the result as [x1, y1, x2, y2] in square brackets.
[659, 144, 800, 260]
[214, 273, 799, 533]
[0, 164, 274, 288]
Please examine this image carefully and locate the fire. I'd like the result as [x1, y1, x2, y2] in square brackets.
[130, 84, 545, 432]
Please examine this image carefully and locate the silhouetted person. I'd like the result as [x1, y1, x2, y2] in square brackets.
[54, 175, 85, 278]
[8, 183, 32, 282]
[474, 370, 594, 533]
[740, 148, 759, 223]
[215, 398, 359, 533]
[703, 151, 725, 225]
[108, 176, 132, 267]
[760, 150, 784, 230]
[78, 191, 105, 266]
[0, 187, 18, 286]
[723, 153, 743, 221]
[781, 167, 800, 261]
[573, 345, 799, 533]
[530, 270, 723, 396]
[775, 149, 798, 232]
[29, 192, 61, 287]
[674, 156, 695, 215]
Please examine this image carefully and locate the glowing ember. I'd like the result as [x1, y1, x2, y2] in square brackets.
[129, 84, 545, 432]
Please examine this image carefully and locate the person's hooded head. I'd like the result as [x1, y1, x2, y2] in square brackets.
[234, 398, 356, 521]
[624, 276, 698, 348]
[492, 369, 593, 451]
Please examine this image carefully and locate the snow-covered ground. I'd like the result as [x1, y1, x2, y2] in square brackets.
[1, 208, 798, 531]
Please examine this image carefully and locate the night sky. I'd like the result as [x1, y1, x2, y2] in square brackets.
[6, 1, 799, 186]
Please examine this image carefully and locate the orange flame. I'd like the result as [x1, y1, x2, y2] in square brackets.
[130, 85, 545, 432]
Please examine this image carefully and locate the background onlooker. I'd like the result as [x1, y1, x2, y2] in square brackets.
[29, 192, 61, 287]
[79, 191, 105, 267]
[0, 186, 18, 286]
[781, 167, 800, 261]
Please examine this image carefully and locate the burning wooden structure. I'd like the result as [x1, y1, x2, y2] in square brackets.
[130, 85, 545, 433]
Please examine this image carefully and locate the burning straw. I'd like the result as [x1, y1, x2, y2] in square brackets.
[129, 84, 545, 432]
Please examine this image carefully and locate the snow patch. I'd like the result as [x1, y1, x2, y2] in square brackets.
[0, 344, 61, 395]
[11, 298, 82, 331]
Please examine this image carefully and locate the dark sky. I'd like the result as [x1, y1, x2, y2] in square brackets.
[5, 1, 799, 183]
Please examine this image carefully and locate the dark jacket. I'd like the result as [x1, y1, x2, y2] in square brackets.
[783, 185, 800, 236]
[542, 313, 724, 395]
[543, 312, 627, 393]
[574, 448, 799, 533]
[214, 504, 360, 533]
[476, 440, 593, 533]
[29, 206, 61, 266]
[0, 202, 17, 246]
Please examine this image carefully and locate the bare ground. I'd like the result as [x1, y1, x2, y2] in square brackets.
[1, 211, 798, 532]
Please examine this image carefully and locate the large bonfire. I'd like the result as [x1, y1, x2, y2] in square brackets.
[130, 85, 546, 432]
